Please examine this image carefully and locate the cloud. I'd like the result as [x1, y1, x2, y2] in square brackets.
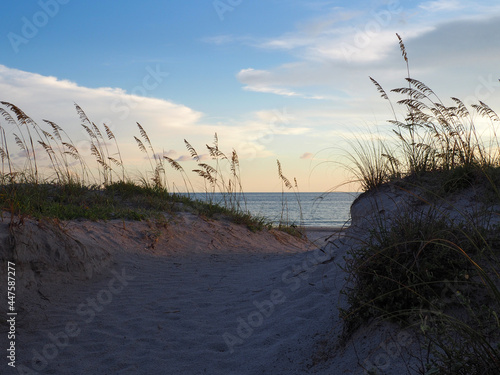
[300, 152, 314, 159]
[164, 150, 177, 158]
[232, 5, 500, 110]
[176, 154, 210, 162]
[176, 155, 196, 162]
[408, 15, 500, 67]
[419, 0, 463, 12]
[153, 150, 177, 160]
[230, 5, 432, 101]
[242, 85, 299, 98]
[0, 66, 313, 165]
[237, 68, 332, 100]
[237, 68, 298, 97]
[0, 65, 305, 171]
[0, 65, 203, 135]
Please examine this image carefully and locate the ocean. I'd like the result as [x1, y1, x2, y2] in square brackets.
[188, 192, 359, 228]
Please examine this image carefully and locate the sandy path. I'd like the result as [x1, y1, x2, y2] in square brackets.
[3, 213, 422, 375]
[11, 224, 347, 375]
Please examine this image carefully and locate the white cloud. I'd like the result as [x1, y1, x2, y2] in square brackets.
[242, 85, 300, 97]
[259, 34, 314, 50]
[0, 65, 302, 173]
[237, 68, 332, 100]
[419, 0, 463, 12]
[237, 69, 300, 97]
[0, 65, 203, 135]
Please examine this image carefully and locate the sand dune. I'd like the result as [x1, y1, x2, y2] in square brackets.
[1, 203, 426, 374]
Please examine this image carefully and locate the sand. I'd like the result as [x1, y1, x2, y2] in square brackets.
[1, 208, 424, 374]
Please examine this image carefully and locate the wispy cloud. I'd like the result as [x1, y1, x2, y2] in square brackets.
[419, 0, 463, 12]
[237, 68, 332, 100]
[176, 154, 210, 162]
[176, 155, 194, 162]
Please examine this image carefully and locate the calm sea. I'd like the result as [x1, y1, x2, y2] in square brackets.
[187, 192, 359, 228]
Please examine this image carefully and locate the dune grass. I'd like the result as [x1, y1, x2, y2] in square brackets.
[341, 34, 499, 195]
[341, 35, 500, 373]
[276, 159, 305, 237]
[342, 202, 500, 373]
[0, 102, 272, 231]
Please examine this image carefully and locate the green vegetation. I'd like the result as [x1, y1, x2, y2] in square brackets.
[341, 35, 500, 373]
[0, 181, 268, 230]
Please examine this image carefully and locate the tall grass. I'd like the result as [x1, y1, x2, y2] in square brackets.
[190, 133, 246, 212]
[0, 102, 270, 230]
[341, 35, 500, 374]
[341, 133, 400, 191]
[345, 35, 500, 192]
[277, 159, 304, 236]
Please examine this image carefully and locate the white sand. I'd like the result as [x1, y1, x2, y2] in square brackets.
[2, 209, 424, 374]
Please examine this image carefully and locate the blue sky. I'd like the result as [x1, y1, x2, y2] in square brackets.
[1, 0, 500, 191]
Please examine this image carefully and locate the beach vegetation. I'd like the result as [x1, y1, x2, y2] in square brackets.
[341, 35, 500, 374]
[0, 102, 270, 231]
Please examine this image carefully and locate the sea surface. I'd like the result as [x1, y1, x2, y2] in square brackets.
[187, 192, 359, 228]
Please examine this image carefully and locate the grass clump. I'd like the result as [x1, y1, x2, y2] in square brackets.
[341, 204, 500, 373]
[0, 102, 272, 232]
[344, 34, 500, 193]
[0, 182, 168, 221]
[341, 209, 489, 329]
[0, 179, 271, 230]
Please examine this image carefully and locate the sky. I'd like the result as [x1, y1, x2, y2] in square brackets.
[1, 0, 500, 192]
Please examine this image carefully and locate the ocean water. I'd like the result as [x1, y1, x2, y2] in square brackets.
[188, 192, 359, 228]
